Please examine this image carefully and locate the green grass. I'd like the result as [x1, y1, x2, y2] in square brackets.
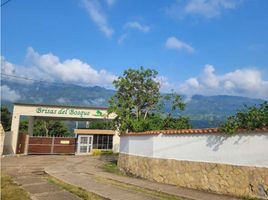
[92, 150, 114, 156]
[94, 176, 187, 200]
[1, 173, 30, 200]
[45, 176, 108, 200]
[102, 161, 123, 176]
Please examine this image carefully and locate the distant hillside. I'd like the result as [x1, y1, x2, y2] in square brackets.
[1, 79, 115, 110]
[1, 79, 265, 128]
[180, 95, 264, 127]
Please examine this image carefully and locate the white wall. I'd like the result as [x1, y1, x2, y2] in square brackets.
[120, 132, 268, 167]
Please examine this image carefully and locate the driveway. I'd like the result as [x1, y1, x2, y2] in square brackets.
[1, 155, 241, 200]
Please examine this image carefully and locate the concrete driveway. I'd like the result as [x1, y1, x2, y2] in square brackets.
[1, 155, 241, 200]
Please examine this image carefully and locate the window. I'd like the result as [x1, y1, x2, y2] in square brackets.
[93, 134, 113, 150]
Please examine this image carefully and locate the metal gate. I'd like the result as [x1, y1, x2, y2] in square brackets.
[28, 136, 76, 155]
[77, 135, 93, 154]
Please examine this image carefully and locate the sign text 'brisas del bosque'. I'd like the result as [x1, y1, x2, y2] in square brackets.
[36, 107, 91, 117]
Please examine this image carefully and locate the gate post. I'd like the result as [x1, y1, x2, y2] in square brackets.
[28, 117, 35, 136]
[24, 135, 29, 155]
[51, 136, 55, 154]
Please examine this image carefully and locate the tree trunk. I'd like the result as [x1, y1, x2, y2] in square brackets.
[144, 110, 149, 120]
[44, 121, 49, 137]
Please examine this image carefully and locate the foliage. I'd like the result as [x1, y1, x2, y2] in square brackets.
[88, 120, 112, 130]
[162, 116, 191, 130]
[102, 161, 123, 175]
[220, 102, 268, 134]
[19, 120, 28, 132]
[19, 119, 70, 137]
[92, 149, 114, 156]
[108, 67, 191, 132]
[128, 114, 191, 132]
[1, 106, 12, 131]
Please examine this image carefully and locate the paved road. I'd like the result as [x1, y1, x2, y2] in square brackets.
[1, 156, 80, 200]
[1, 155, 241, 200]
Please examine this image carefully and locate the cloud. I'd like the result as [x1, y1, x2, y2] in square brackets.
[118, 33, 128, 44]
[179, 64, 268, 99]
[124, 21, 150, 33]
[154, 75, 173, 90]
[82, 0, 114, 37]
[1, 85, 21, 101]
[167, 0, 241, 19]
[165, 37, 194, 53]
[105, 0, 116, 6]
[1, 47, 117, 87]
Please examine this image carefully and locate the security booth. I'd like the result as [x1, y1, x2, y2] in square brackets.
[74, 129, 119, 154]
[8, 103, 117, 155]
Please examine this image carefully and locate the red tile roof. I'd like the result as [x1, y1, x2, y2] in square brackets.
[121, 127, 268, 136]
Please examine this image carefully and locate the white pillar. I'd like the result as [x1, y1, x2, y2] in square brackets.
[112, 130, 120, 152]
[10, 108, 20, 154]
[28, 116, 35, 136]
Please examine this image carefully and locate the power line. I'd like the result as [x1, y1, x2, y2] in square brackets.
[1, 0, 12, 7]
[1, 73, 74, 86]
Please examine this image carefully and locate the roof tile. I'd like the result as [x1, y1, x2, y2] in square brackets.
[122, 127, 268, 136]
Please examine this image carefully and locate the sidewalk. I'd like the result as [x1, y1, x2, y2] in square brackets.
[14, 174, 80, 200]
[45, 156, 241, 200]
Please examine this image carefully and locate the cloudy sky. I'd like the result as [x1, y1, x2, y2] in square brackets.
[1, 0, 268, 99]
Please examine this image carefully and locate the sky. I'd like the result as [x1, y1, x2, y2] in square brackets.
[1, 0, 268, 100]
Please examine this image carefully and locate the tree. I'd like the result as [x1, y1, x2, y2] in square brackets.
[19, 120, 28, 132]
[220, 101, 268, 134]
[1, 106, 11, 131]
[109, 67, 160, 132]
[88, 120, 112, 130]
[108, 67, 191, 132]
[19, 119, 70, 137]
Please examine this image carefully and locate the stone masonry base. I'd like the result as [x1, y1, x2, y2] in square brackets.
[118, 153, 268, 199]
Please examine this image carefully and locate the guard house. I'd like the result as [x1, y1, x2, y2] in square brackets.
[8, 103, 119, 155]
[74, 129, 119, 154]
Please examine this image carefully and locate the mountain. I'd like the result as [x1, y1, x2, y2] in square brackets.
[180, 95, 264, 127]
[1, 79, 265, 128]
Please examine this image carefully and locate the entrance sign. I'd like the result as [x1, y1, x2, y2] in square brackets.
[36, 107, 91, 118]
[10, 103, 116, 154]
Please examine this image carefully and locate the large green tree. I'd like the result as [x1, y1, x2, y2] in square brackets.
[1, 106, 12, 131]
[108, 67, 191, 132]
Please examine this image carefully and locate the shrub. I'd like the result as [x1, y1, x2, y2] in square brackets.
[220, 102, 268, 134]
[92, 149, 113, 156]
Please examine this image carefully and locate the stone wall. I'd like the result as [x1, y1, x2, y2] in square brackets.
[118, 153, 268, 199]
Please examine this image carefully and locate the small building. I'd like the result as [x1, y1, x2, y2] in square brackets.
[74, 129, 120, 154]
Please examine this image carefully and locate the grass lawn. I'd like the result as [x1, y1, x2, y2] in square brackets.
[1, 173, 30, 200]
[45, 176, 108, 200]
[94, 176, 187, 200]
[102, 161, 123, 176]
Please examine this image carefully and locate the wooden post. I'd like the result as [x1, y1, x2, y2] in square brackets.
[51, 136, 55, 154]
[24, 134, 29, 155]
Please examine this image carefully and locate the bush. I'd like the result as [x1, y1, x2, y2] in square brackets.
[128, 114, 191, 132]
[220, 102, 268, 134]
[92, 149, 114, 156]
